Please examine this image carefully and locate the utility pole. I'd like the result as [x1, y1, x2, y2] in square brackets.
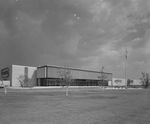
[125, 47, 128, 87]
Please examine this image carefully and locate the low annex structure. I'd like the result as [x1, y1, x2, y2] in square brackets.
[0, 65, 112, 87]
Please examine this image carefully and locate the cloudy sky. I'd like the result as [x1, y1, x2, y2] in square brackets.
[0, 0, 150, 79]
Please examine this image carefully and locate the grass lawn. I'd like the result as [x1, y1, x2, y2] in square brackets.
[0, 87, 150, 124]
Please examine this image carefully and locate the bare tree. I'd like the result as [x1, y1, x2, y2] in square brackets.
[57, 66, 73, 96]
[97, 66, 108, 87]
[140, 72, 150, 89]
[17, 75, 32, 89]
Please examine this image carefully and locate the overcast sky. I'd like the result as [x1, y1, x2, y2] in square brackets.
[0, 0, 150, 79]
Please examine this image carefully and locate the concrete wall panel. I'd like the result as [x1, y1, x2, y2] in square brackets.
[112, 78, 126, 86]
[12, 65, 37, 87]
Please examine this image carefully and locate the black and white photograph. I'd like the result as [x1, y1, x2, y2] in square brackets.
[0, 0, 150, 124]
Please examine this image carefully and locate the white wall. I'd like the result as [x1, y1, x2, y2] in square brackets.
[132, 79, 141, 86]
[12, 65, 37, 87]
[0, 80, 10, 86]
[28, 67, 37, 86]
[112, 78, 126, 86]
[12, 65, 24, 87]
[108, 81, 112, 86]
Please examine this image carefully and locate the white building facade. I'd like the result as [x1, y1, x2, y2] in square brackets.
[0, 65, 37, 87]
[111, 78, 142, 87]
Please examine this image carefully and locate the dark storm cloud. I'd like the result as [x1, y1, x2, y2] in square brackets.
[0, 0, 92, 66]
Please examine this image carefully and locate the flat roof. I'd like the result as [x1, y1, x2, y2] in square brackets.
[12, 64, 37, 68]
[38, 65, 112, 75]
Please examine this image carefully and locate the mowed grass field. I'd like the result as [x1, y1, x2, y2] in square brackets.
[0, 87, 150, 124]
